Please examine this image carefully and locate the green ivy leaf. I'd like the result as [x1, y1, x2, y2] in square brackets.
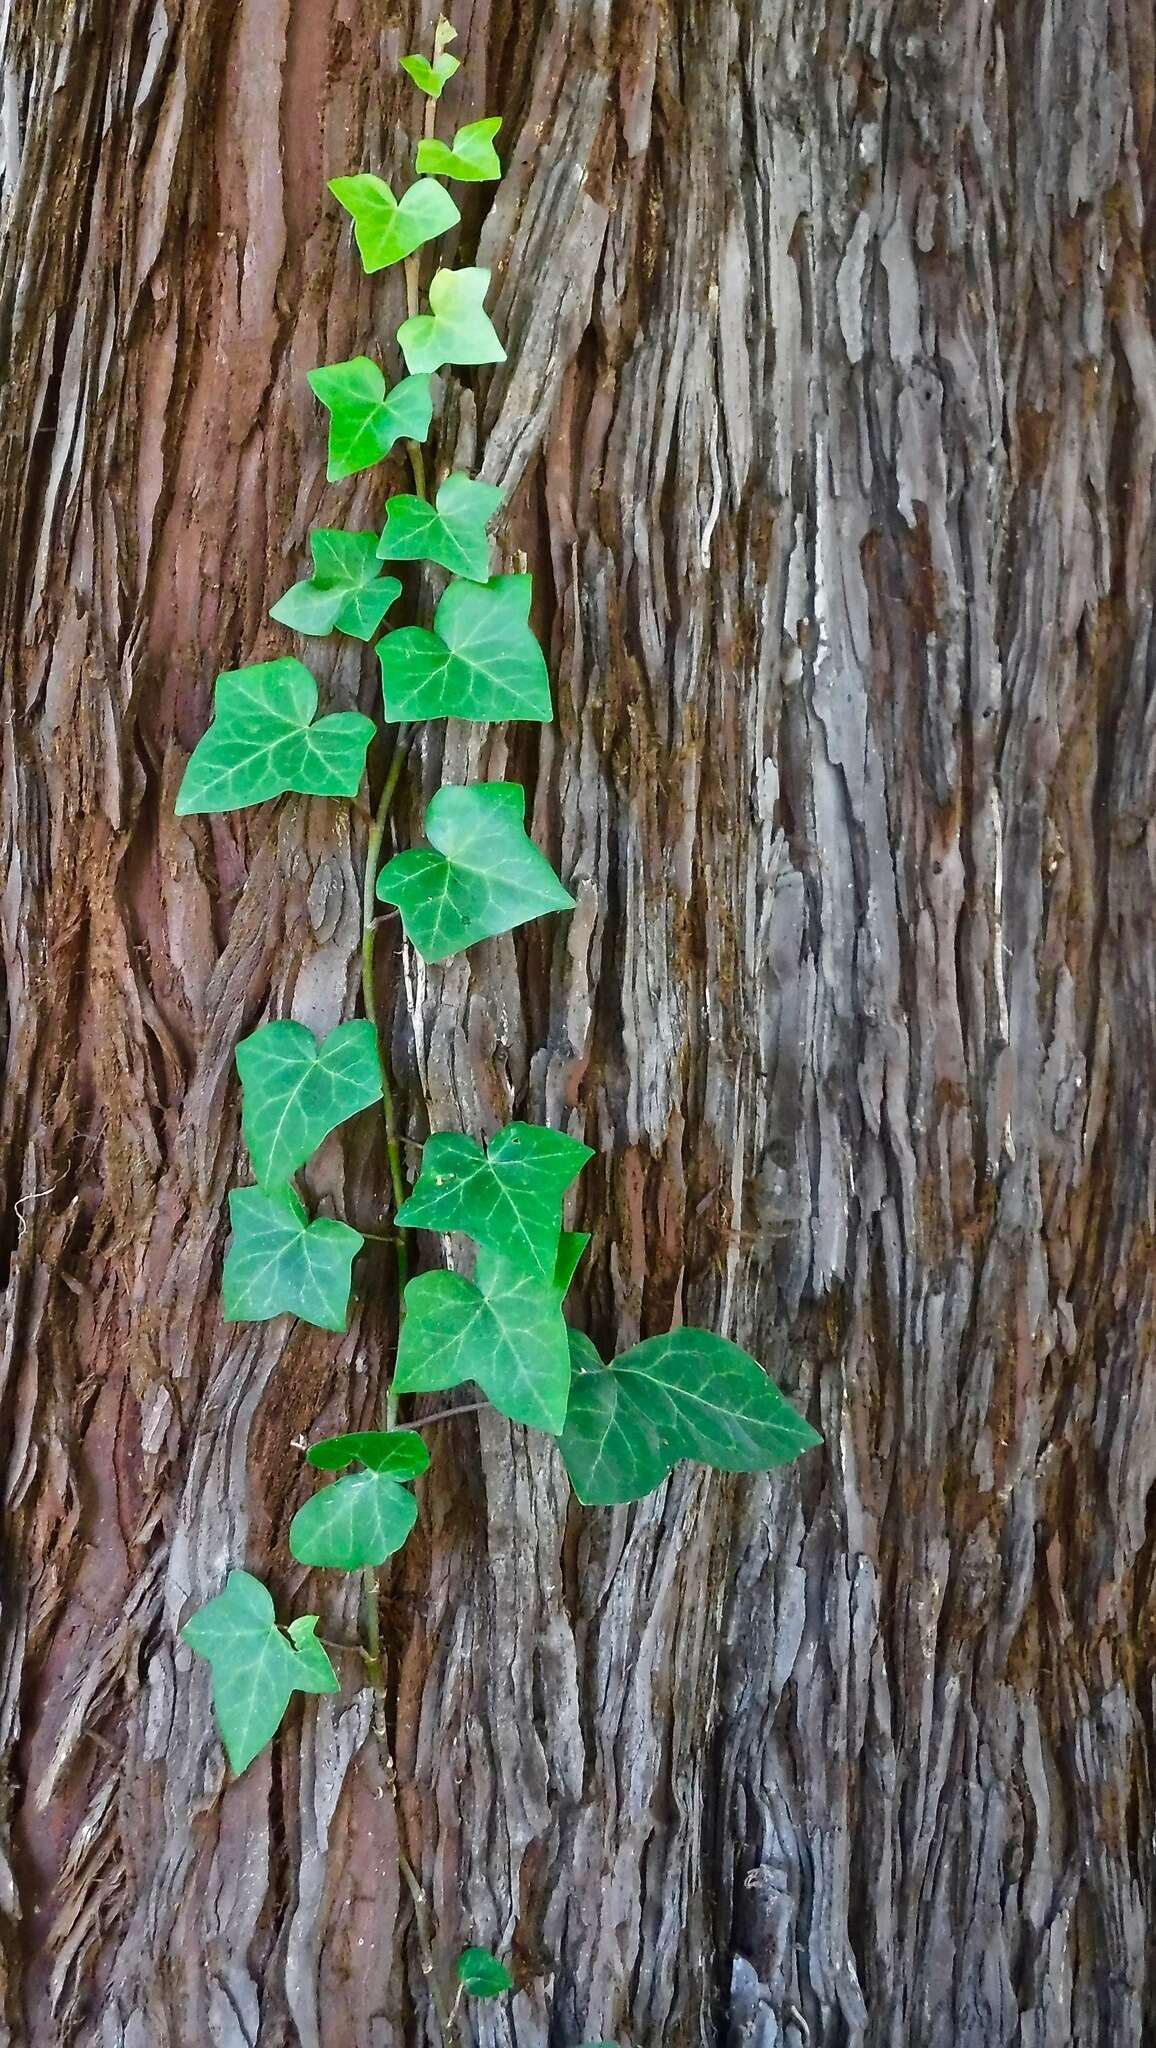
[456, 1948, 514, 1998]
[306, 1429, 430, 1476]
[397, 268, 505, 376]
[394, 1245, 571, 1433]
[378, 472, 503, 582]
[175, 659, 374, 816]
[236, 1019, 383, 1188]
[290, 1455, 420, 1570]
[553, 1230, 590, 1299]
[270, 531, 402, 641]
[376, 782, 574, 963]
[559, 1329, 823, 1506]
[223, 1185, 363, 1331]
[180, 1569, 339, 1774]
[329, 173, 460, 272]
[401, 39, 460, 98]
[377, 573, 548, 722]
[416, 117, 503, 183]
[308, 362, 433, 481]
[396, 1122, 592, 1277]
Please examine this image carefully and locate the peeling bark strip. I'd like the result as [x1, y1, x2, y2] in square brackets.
[1, 0, 1155, 2042]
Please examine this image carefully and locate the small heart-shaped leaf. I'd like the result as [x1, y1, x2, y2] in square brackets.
[456, 1948, 514, 1998]
[401, 43, 460, 98]
[559, 1329, 823, 1505]
[289, 1465, 419, 1571]
[378, 472, 503, 581]
[329, 173, 460, 271]
[397, 267, 505, 376]
[270, 531, 402, 640]
[395, 1245, 571, 1433]
[377, 573, 548, 722]
[180, 1570, 339, 1774]
[175, 659, 374, 816]
[223, 1185, 363, 1332]
[236, 1018, 383, 1188]
[397, 1122, 592, 1276]
[308, 361, 433, 481]
[416, 117, 502, 183]
[376, 781, 574, 963]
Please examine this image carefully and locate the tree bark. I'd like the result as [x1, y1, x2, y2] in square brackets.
[2, 0, 1155, 2043]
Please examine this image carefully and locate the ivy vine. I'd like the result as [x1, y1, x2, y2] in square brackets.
[176, 19, 821, 2041]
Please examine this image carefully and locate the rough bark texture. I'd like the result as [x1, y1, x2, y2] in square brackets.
[2, 0, 1155, 2043]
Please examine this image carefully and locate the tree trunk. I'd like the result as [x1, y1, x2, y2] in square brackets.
[2, 0, 1155, 2042]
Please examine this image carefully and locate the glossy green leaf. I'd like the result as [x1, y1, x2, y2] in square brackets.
[394, 1245, 571, 1433]
[308, 361, 433, 481]
[396, 1122, 592, 1277]
[559, 1329, 823, 1506]
[223, 1185, 363, 1331]
[416, 117, 502, 183]
[377, 574, 548, 722]
[456, 1949, 514, 1998]
[397, 267, 505, 376]
[378, 472, 502, 581]
[175, 660, 374, 816]
[306, 1430, 430, 1476]
[290, 1465, 418, 1571]
[270, 531, 402, 641]
[553, 1230, 590, 1299]
[180, 1569, 338, 1774]
[329, 174, 460, 272]
[376, 782, 575, 963]
[236, 1019, 383, 1188]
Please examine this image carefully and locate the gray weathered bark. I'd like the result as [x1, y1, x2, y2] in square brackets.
[1, 0, 1154, 2043]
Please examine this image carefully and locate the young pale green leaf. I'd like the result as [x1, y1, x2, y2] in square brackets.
[397, 267, 505, 376]
[306, 1429, 430, 1476]
[416, 117, 503, 183]
[175, 660, 374, 816]
[223, 1185, 363, 1332]
[400, 47, 460, 97]
[308, 361, 433, 481]
[180, 1569, 339, 1774]
[456, 1949, 514, 1998]
[559, 1329, 823, 1506]
[378, 472, 503, 582]
[290, 1465, 418, 1571]
[329, 173, 460, 272]
[270, 531, 402, 641]
[394, 1246, 571, 1433]
[236, 1018, 383, 1188]
[377, 574, 548, 723]
[396, 1122, 592, 1277]
[376, 782, 575, 963]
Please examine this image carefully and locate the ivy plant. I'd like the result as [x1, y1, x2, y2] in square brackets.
[175, 21, 821, 2044]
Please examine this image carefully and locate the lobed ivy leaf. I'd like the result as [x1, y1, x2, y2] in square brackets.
[270, 531, 402, 641]
[306, 1430, 430, 1476]
[223, 1185, 363, 1332]
[396, 1121, 592, 1277]
[394, 1245, 571, 1433]
[397, 267, 505, 376]
[290, 1462, 419, 1571]
[180, 1569, 339, 1774]
[329, 173, 460, 272]
[559, 1329, 823, 1506]
[377, 573, 548, 722]
[236, 1018, 383, 1188]
[456, 1949, 514, 1998]
[416, 117, 503, 183]
[376, 782, 575, 963]
[175, 659, 374, 816]
[378, 472, 503, 582]
[308, 361, 433, 481]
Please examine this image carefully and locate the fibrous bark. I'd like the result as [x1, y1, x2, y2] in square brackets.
[1, 1, 1154, 2043]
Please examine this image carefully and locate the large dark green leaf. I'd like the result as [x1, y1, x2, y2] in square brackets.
[560, 1329, 822, 1505]
[394, 1246, 571, 1433]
